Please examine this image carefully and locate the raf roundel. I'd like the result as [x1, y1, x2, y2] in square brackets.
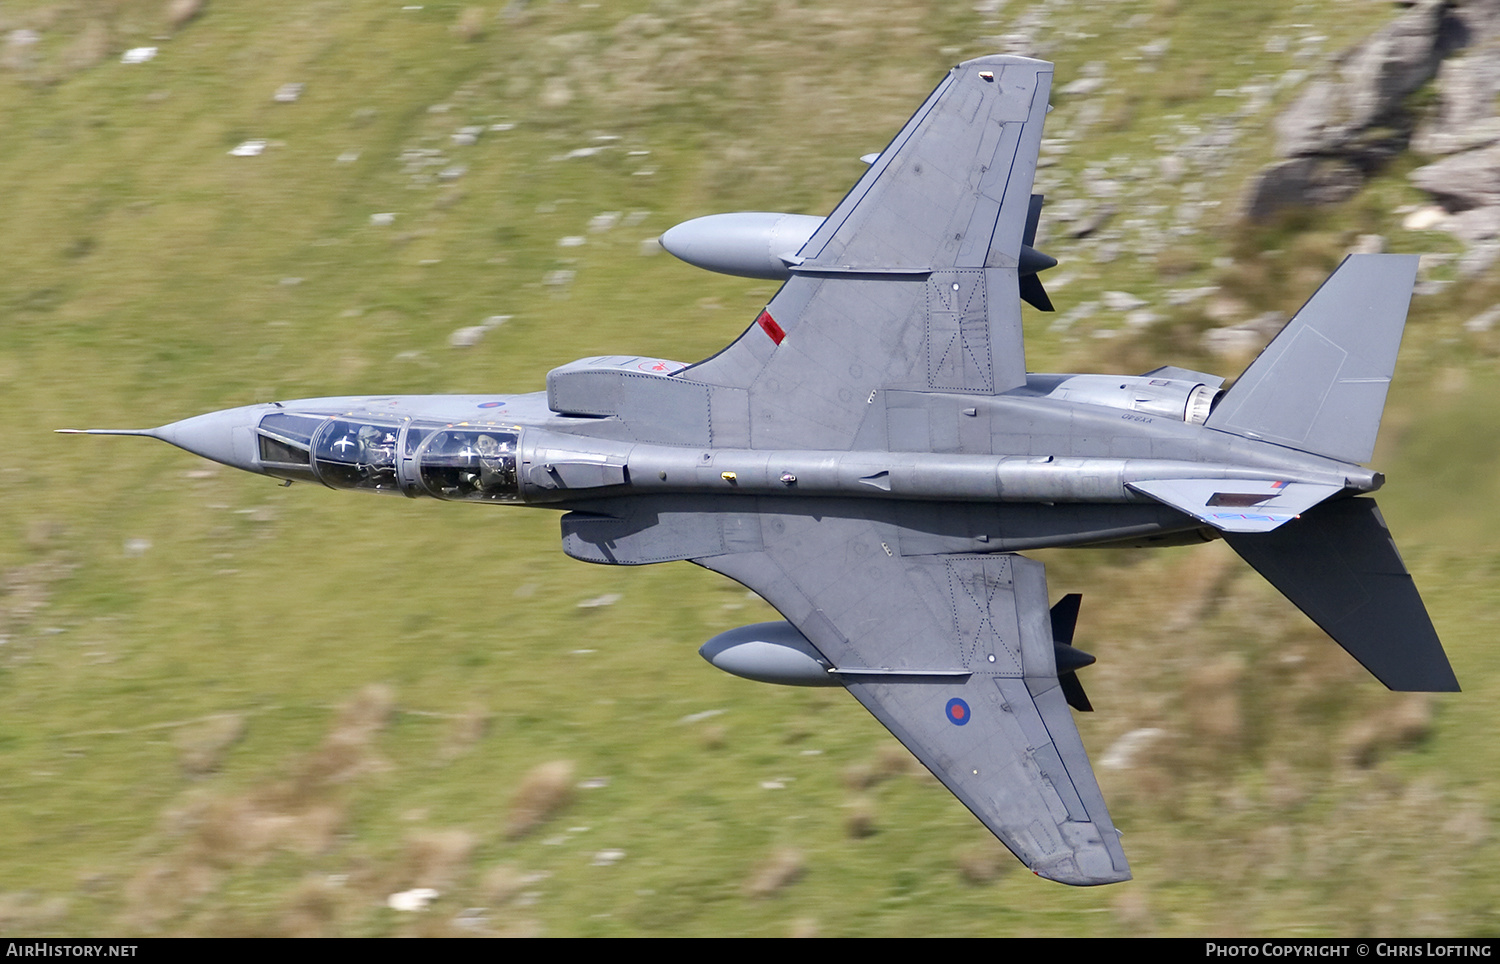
[946, 697, 971, 726]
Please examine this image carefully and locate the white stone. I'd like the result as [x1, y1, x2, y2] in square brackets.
[1100, 727, 1167, 770]
[449, 326, 488, 348]
[588, 212, 621, 233]
[1101, 290, 1147, 311]
[1464, 305, 1500, 332]
[387, 888, 439, 912]
[228, 140, 267, 157]
[577, 593, 621, 609]
[1403, 205, 1450, 232]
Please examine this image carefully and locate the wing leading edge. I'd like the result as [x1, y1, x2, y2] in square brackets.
[691, 509, 1130, 885]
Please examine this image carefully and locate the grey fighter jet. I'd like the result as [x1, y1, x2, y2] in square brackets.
[64, 55, 1458, 886]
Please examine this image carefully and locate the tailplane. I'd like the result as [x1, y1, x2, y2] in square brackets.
[1224, 497, 1458, 692]
[1205, 254, 1419, 464]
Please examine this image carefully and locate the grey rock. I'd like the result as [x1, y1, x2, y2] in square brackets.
[1166, 286, 1219, 307]
[1203, 311, 1287, 357]
[449, 314, 510, 349]
[450, 326, 488, 348]
[1458, 241, 1500, 275]
[1412, 45, 1500, 154]
[1060, 76, 1106, 96]
[1464, 304, 1500, 330]
[1246, 0, 1462, 221]
[1083, 176, 1122, 199]
[1102, 290, 1147, 311]
[1241, 156, 1363, 222]
[1415, 115, 1500, 154]
[1410, 141, 1500, 209]
[1446, 205, 1500, 241]
[1276, 0, 1449, 158]
[1067, 203, 1116, 238]
[1050, 300, 1098, 333]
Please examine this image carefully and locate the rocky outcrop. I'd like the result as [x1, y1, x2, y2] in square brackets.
[1411, 40, 1500, 154]
[1275, 0, 1454, 159]
[1407, 4, 1500, 241]
[1241, 157, 1365, 223]
[1242, 0, 1462, 221]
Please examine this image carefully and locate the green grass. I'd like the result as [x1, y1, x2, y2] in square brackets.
[1, 0, 1497, 936]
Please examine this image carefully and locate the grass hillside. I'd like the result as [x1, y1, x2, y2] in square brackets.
[1, 0, 1497, 936]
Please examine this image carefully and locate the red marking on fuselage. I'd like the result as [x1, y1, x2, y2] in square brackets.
[757, 310, 786, 345]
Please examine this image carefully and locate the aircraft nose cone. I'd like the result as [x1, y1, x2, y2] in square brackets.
[152, 404, 270, 472]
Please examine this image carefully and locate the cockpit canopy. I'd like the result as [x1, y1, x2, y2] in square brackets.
[255, 412, 520, 502]
[410, 427, 519, 502]
[315, 419, 401, 493]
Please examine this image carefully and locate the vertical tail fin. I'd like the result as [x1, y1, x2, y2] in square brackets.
[1205, 254, 1419, 464]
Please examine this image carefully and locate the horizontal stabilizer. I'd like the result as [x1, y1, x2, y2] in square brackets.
[1205, 254, 1418, 464]
[1128, 478, 1344, 533]
[1224, 497, 1458, 692]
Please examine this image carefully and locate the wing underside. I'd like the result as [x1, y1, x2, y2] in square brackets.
[691, 509, 1130, 885]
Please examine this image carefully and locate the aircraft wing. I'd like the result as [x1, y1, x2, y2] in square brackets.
[693, 507, 1131, 885]
[684, 56, 1054, 450]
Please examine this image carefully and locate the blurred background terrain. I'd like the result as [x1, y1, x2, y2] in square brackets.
[1, 0, 1498, 936]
